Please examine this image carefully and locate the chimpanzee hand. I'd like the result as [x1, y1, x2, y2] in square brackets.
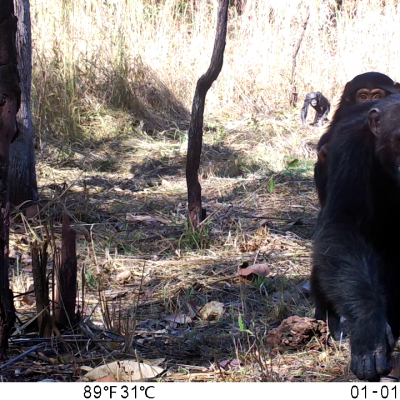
[350, 323, 394, 381]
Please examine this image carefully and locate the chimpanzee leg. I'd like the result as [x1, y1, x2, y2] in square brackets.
[313, 111, 325, 127]
[313, 226, 394, 381]
[311, 268, 342, 340]
[321, 106, 330, 125]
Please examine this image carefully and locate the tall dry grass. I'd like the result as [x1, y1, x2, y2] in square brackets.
[30, 0, 400, 141]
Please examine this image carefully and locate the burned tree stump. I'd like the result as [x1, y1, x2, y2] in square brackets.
[31, 241, 51, 337]
[54, 212, 77, 328]
[0, 0, 21, 359]
[186, 0, 228, 228]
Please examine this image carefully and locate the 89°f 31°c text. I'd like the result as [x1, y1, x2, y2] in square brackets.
[83, 385, 155, 400]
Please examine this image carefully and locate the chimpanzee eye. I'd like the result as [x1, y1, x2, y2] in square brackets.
[373, 94, 382, 100]
[359, 94, 369, 101]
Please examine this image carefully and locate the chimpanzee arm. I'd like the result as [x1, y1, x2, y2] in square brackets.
[313, 225, 393, 381]
[313, 93, 331, 127]
[321, 101, 330, 122]
[301, 99, 310, 126]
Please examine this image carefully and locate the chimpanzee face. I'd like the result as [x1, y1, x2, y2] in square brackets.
[311, 99, 318, 107]
[369, 101, 400, 178]
[355, 88, 386, 103]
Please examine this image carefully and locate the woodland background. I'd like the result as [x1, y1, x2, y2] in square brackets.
[3, 0, 399, 382]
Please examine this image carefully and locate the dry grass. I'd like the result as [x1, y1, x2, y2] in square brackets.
[31, 0, 400, 142]
[4, 0, 400, 383]
[6, 113, 355, 382]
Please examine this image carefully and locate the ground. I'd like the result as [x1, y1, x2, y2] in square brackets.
[2, 110, 356, 382]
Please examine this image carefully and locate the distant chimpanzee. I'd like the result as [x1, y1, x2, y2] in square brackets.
[312, 94, 400, 381]
[301, 92, 331, 127]
[314, 72, 400, 207]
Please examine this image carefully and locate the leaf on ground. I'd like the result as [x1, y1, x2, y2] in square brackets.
[238, 314, 253, 334]
[164, 313, 192, 324]
[319, 352, 327, 362]
[115, 270, 132, 283]
[238, 263, 270, 278]
[220, 359, 242, 370]
[141, 358, 165, 367]
[268, 179, 275, 192]
[287, 159, 299, 168]
[96, 375, 117, 382]
[126, 215, 157, 223]
[186, 300, 198, 319]
[161, 179, 172, 188]
[85, 360, 164, 382]
[198, 301, 224, 321]
[126, 214, 171, 225]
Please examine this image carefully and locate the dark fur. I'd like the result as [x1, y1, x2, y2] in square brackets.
[301, 92, 331, 127]
[315, 72, 400, 207]
[312, 94, 400, 381]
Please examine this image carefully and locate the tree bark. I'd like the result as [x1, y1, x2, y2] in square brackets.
[290, 11, 310, 107]
[186, 0, 228, 228]
[9, 0, 37, 208]
[0, 0, 20, 359]
[31, 241, 51, 337]
[54, 212, 77, 328]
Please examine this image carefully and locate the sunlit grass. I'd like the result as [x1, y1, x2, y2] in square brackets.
[30, 0, 400, 143]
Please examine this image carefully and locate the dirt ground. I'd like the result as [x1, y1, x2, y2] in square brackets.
[1, 111, 361, 382]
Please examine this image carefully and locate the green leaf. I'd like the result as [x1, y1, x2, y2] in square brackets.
[268, 179, 275, 193]
[287, 159, 299, 168]
[238, 314, 254, 335]
[238, 314, 245, 330]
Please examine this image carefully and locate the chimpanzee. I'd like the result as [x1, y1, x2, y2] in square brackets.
[314, 72, 400, 207]
[312, 94, 400, 381]
[301, 92, 331, 127]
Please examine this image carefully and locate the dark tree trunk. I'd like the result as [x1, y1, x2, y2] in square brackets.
[54, 212, 77, 328]
[0, 0, 20, 359]
[186, 0, 228, 228]
[31, 241, 51, 337]
[9, 0, 37, 208]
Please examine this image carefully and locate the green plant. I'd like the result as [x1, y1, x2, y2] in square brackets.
[85, 270, 97, 290]
[268, 179, 275, 193]
[238, 314, 254, 335]
[253, 276, 269, 293]
[180, 220, 211, 250]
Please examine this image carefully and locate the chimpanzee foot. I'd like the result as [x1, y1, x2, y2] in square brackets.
[350, 324, 394, 381]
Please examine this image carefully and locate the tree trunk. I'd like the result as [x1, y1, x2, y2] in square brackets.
[186, 0, 228, 228]
[9, 0, 38, 208]
[54, 212, 77, 328]
[0, 0, 20, 359]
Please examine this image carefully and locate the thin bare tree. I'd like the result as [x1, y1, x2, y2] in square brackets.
[186, 0, 228, 228]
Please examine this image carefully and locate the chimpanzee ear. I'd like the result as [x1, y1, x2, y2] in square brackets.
[394, 82, 400, 92]
[342, 82, 352, 102]
[368, 108, 381, 136]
